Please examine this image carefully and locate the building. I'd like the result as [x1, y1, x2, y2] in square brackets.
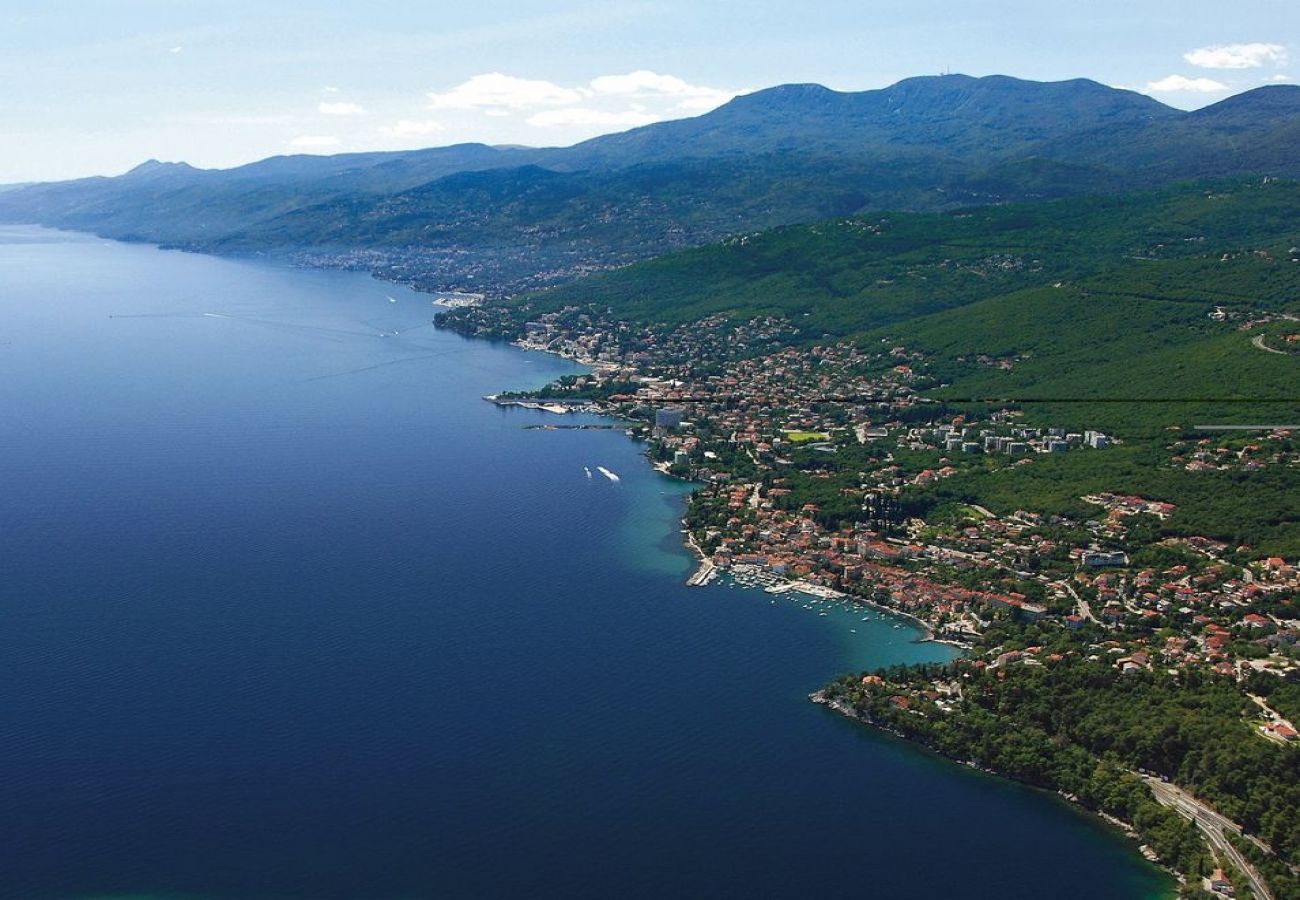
[655, 407, 686, 430]
[1205, 868, 1234, 897]
[1083, 550, 1128, 568]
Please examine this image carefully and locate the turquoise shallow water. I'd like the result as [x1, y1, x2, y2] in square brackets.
[0, 226, 1172, 899]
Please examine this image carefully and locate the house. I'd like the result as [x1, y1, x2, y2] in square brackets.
[1205, 868, 1234, 897]
[1115, 651, 1150, 674]
[1265, 722, 1298, 742]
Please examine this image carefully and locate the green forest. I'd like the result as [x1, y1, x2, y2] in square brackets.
[825, 653, 1300, 898]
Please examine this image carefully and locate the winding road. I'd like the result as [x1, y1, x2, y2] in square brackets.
[1252, 333, 1288, 355]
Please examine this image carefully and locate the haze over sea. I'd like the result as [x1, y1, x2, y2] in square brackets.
[0, 226, 1172, 899]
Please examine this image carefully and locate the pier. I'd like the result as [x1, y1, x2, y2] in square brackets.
[686, 558, 717, 586]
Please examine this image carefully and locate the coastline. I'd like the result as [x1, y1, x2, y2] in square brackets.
[485, 326, 973, 650]
[478, 322, 1186, 898]
[683, 529, 719, 586]
[3, 227, 1216, 898]
[442, 294, 1282, 899]
[809, 689, 1184, 895]
[423, 289, 1192, 898]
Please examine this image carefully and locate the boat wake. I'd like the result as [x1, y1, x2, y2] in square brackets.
[596, 466, 620, 482]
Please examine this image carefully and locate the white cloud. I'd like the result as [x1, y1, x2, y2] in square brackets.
[380, 119, 444, 137]
[527, 108, 661, 128]
[674, 91, 741, 112]
[323, 86, 341, 94]
[1144, 74, 1229, 93]
[288, 135, 340, 150]
[428, 73, 581, 110]
[319, 100, 366, 116]
[168, 46, 183, 54]
[588, 69, 740, 112]
[424, 70, 740, 125]
[1184, 43, 1287, 69]
[590, 70, 693, 95]
[1264, 73, 1294, 83]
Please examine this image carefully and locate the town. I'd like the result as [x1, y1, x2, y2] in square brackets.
[450, 303, 1299, 689]
[445, 298, 1300, 899]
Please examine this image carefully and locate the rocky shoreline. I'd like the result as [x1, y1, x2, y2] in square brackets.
[809, 689, 1185, 892]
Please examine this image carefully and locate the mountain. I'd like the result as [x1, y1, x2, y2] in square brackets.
[508, 177, 1300, 334]
[560, 75, 1174, 166]
[2, 75, 1298, 294]
[1042, 84, 1300, 179]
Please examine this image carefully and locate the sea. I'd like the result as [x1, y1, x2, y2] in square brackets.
[0, 226, 1174, 899]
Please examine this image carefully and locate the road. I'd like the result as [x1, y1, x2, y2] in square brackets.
[1061, 580, 1099, 624]
[1141, 776, 1274, 900]
[1252, 333, 1287, 355]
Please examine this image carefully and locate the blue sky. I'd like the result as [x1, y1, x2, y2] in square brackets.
[2, 1, 1295, 182]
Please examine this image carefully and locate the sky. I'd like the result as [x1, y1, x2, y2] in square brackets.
[1, 1, 1295, 183]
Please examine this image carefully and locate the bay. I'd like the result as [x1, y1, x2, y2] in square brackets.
[0, 227, 1172, 899]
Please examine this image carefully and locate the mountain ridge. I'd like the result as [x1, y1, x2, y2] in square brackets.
[2, 74, 1298, 295]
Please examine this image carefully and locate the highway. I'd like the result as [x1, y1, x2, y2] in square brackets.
[1141, 775, 1274, 900]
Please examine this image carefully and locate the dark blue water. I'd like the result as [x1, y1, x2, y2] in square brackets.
[0, 227, 1172, 899]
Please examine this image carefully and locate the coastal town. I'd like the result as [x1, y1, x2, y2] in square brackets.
[444, 300, 1300, 899]
[456, 306, 1296, 665]
[13, 8, 1300, 898]
[452, 305, 1299, 680]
